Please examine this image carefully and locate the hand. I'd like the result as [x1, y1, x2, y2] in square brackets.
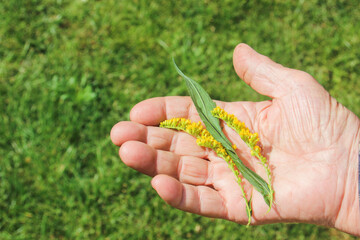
[110, 44, 360, 236]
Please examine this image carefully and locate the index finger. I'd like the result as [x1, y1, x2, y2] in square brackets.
[130, 96, 226, 126]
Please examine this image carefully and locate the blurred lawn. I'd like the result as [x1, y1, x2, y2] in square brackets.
[1, 0, 360, 239]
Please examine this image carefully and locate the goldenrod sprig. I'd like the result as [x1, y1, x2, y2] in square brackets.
[172, 59, 273, 213]
[160, 118, 252, 225]
[160, 118, 209, 138]
[211, 106, 274, 209]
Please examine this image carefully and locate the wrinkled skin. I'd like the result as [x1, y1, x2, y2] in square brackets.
[110, 44, 360, 236]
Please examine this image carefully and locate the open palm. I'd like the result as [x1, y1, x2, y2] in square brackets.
[110, 44, 360, 235]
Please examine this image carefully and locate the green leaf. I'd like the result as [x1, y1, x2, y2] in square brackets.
[173, 58, 271, 207]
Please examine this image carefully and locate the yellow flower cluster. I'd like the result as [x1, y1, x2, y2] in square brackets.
[211, 106, 264, 160]
[160, 118, 209, 138]
[212, 106, 259, 145]
[160, 118, 241, 180]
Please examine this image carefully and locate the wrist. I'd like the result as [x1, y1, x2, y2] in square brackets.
[333, 114, 360, 236]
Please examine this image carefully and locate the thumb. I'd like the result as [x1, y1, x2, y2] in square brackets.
[233, 43, 322, 99]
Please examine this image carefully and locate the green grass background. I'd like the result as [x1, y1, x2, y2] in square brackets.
[1, 0, 360, 239]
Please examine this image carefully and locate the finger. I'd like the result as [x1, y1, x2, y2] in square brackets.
[110, 121, 206, 157]
[151, 174, 227, 219]
[130, 96, 227, 126]
[130, 96, 199, 126]
[233, 43, 323, 99]
[110, 121, 146, 146]
[119, 141, 211, 185]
